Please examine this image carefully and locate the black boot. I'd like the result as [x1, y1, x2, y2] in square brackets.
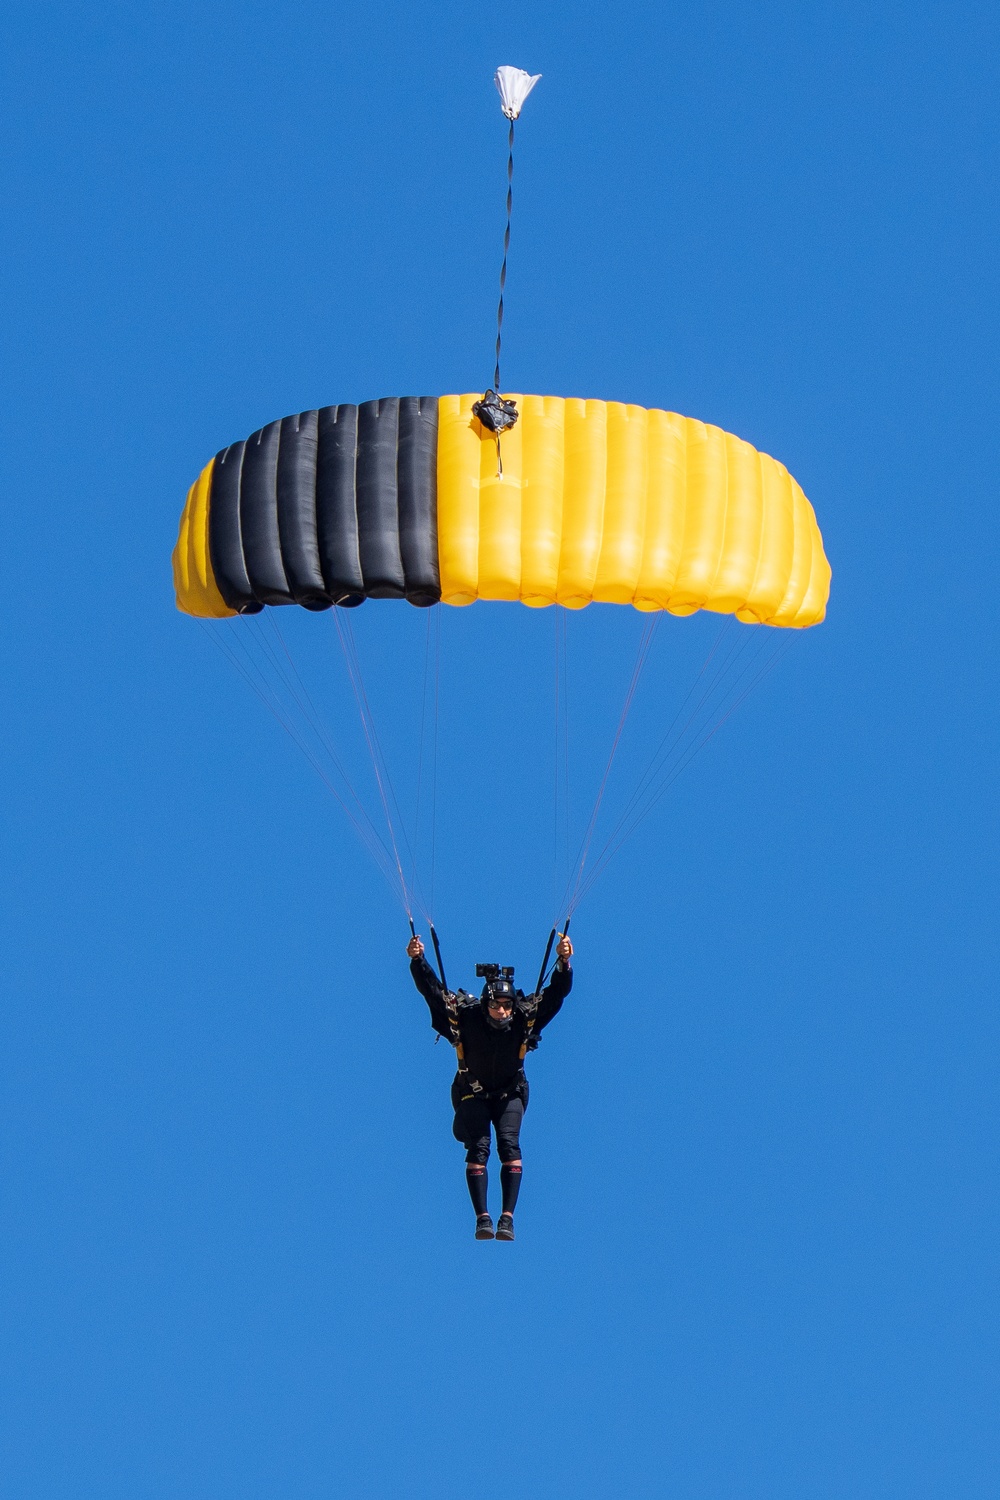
[496, 1212, 515, 1241]
[475, 1213, 495, 1240]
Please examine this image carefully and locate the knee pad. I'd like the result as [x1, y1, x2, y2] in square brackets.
[465, 1142, 491, 1165]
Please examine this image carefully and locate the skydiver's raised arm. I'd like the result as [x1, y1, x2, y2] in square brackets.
[536, 933, 574, 1029]
[407, 934, 451, 1036]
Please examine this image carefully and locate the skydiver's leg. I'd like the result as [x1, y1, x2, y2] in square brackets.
[466, 1163, 489, 1216]
[452, 1088, 493, 1230]
[495, 1096, 525, 1227]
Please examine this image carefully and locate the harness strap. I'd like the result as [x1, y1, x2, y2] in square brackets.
[444, 991, 483, 1095]
[518, 992, 541, 1061]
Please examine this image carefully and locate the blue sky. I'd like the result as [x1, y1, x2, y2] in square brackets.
[2, 2, 998, 1496]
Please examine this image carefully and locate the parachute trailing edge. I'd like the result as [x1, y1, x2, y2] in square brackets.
[173, 394, 831, 627]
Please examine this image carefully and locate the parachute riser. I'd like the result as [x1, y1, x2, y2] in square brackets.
[533, 927, 557, 1000]
[521, 918, 569, 1062]
[429, 922, 449, 996]
[418, 918, 478, 1086]
[532, 915, 569, 998]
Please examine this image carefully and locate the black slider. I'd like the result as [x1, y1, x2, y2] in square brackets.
[472, 390, 519, 434]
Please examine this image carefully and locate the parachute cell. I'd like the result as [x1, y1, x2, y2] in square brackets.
[173, 395, 830, 627]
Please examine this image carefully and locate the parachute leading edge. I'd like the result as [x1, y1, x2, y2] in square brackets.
[173, 394, 831, 627]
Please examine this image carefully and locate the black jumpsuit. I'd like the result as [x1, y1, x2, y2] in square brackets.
[409, 956, 573, 1164]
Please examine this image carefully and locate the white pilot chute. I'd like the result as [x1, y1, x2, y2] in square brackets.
[493, 66, 541, 121]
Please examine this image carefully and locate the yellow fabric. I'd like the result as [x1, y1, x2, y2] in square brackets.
[436, 395, 830, 626]
[171, 459, 236, 618]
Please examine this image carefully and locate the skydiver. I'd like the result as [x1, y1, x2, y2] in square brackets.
[406, 932, 574, 1241]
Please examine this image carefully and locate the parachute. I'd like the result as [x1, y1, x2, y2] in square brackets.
[173, 71, 832, 932]
[173, 394, 830, 628]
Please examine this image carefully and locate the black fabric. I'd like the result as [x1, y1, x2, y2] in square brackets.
[315, 404, 364, 606]
[208, 441, 262, 613]
[276, 411, 328, 610]
[396, 397, 440, 607]
[465, 1164, 489, 1216]
[240, 420, 293, 605]
[356, 400, 406, 599]
[500, 1162, 522, 1213]
[454, 1092, 525, 1166]
[207, 397, 442, 612]
[411, 956, 572, 1094]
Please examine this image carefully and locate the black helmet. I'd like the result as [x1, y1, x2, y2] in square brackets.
[477, 964, 517, 1027]
[481, 973, 516, 1005]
